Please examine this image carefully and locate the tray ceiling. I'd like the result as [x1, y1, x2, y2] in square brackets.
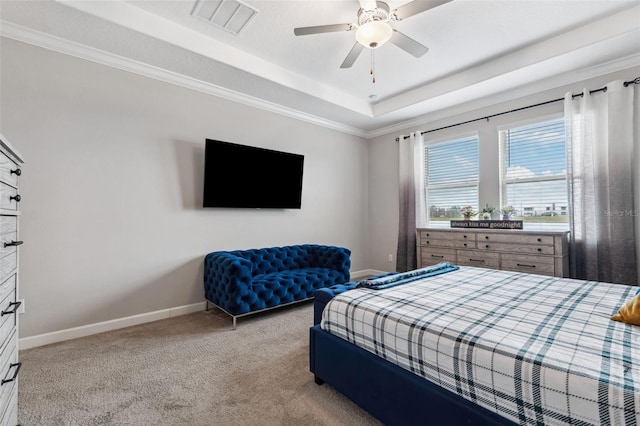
[1, 0, 639, 137]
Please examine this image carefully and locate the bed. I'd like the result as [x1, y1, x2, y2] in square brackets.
[309, 264, 640, 425]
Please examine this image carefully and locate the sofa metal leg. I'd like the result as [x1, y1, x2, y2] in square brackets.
[233, 316, 237, 330]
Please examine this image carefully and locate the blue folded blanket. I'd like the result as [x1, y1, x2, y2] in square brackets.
[356, 262, 459, 290]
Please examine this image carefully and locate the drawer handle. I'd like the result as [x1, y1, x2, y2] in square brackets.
[426, 241, 430, 244]
[1, 362, 21, 386]
[1, 301, 21, 316]
[463, 235, 467, 239]
[517, 263, 536, 268]
[426, 233, 429, 237]
[4, 241, 23, 248]
[485, 236, 489, 240]
[9, 194, 20, 203]
[463, 243, 467, 247]
[485, 244, 490, 248]
[537, 248, 542, 252]
[537, 238, 542, 242]
[431, 255, 444, 258]
[470, 259, 485, 263]
[10, 168, 21, 176]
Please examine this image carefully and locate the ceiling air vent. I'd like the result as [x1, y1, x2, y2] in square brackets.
[192, 0, 259, 36]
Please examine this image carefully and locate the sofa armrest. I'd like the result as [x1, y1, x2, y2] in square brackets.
[307, 245, 351, 283]
[204, 252, 257, 315]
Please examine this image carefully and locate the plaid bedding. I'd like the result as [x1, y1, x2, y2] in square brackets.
[321, 266, 640, 425]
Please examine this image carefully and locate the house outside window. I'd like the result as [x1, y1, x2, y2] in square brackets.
[425, 135, 479, 226]
[499, 117, 569, 230]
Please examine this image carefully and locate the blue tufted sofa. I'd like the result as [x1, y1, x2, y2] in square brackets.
[204, 244, 351, 328]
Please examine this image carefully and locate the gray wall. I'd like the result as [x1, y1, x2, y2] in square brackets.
[3, 36, 638, 339]
[0, 38, 370, 338]
[368, 66, 640, 273]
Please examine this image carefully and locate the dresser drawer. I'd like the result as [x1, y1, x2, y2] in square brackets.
[0, 384, 16, 426]
[0, 333, 18, 422]
[420, 248, 456, 265]
[0, 277, 14, 310]
[478, 241, 554, 255]
[0, 234, 17, 263]
[0, 153, 18, 190]
[422, 238, 474, 249]
[476, 233, 554, 245]
[500, 254, 555, 276]
[0, 291, 16, 352]
[456, 250, 500, 268]
[419, 230, 474, 242]
[0, 254, 15, 280]
[0, 185, 18, 212]
[0, 218, 16, 237]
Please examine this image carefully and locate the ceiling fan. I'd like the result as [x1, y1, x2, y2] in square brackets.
[293, 0, 451, 70]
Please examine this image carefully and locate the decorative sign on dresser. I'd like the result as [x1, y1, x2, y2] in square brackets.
[416, 227, 569, 277]
[450, 220, 523, 230]
[0, 133, 23, 425]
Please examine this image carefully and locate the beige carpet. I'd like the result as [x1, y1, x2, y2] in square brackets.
[18, 303, 381, 425]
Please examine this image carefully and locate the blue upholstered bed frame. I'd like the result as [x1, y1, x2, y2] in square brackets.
[310, 284, 516, 426]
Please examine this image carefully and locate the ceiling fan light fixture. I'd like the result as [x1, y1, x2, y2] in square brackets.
[355, 21, 392, 48]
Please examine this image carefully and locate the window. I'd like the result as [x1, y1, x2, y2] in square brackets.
[499, 117, 568, 229]
[425, 135, 479, 225]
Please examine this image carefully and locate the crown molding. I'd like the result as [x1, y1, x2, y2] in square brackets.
[3, 20, 638, 141]
[0, 21, 369, 138]
[56, 0, 373, 117]
[364, 53, 640, 140]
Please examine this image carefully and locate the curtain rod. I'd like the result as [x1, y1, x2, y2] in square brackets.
[395, 76, 640, 142]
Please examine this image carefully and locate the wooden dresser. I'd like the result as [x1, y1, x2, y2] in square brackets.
[0, 134, 23, 425]
[416, 227, 569, 277]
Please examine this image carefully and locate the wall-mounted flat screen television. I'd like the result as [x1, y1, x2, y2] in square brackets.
[203, 139, 304, 209]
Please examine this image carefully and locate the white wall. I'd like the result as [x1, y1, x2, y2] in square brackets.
[0, 38, 370, 338]
[368, 66, 640, 273]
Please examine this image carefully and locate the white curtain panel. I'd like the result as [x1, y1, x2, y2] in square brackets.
[414, 133, 427, 229]
[396, 131, 426, 272]
[565, 80, 638, 285]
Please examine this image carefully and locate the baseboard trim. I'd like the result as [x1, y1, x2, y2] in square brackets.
[18, 302, 207, 350]
[19, 271, 392, 350]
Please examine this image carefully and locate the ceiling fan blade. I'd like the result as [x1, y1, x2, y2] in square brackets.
[294, 23, 353, 36]
[390, 30, 429, 58]
[358, 0, 377, 10]
[340, 42, 365, 68]
[392, 0, 452, 20]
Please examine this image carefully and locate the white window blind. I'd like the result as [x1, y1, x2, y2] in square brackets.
[499, 118, 568, 229]
[426, 136, 479, 225]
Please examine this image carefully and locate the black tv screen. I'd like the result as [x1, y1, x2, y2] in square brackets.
[203, 139, 304, 209]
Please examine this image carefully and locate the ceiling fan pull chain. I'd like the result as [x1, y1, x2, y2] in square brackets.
[370, 49, 373, 76]
[370, 49, 376, 83]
